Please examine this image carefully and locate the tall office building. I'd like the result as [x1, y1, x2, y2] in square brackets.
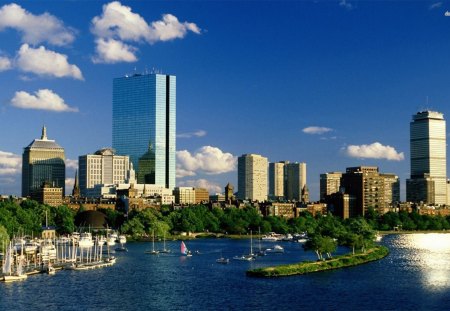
[285, 162, 307, 202]
[406, 111, 447, 205]
[237, 154, 268, 201]
[22, 126, 65, 197]
[320, 172, 343, 201]
[269, 162, 285, 200]
[78, 148, 130, 197]
[113, 73, 176, 189]
[340, 166, 399, 216]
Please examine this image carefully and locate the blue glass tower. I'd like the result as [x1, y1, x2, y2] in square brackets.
[112, 73, 176, 189]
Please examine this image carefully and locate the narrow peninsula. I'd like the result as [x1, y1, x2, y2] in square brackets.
[247, 246, 389, 278]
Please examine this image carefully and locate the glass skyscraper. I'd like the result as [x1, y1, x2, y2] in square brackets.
[407, 111, 447, 205]
[112, 73, 176, 189]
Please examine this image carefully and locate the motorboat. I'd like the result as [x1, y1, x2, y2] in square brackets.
[78, 233, 94, 249]
[232, 255, 254, 261]
[266, 245, 284, 253]
[216, 257, 230, 264]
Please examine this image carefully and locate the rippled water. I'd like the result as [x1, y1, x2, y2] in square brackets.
[2, 235, 450, 310]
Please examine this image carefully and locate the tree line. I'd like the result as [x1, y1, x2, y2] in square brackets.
[2, 200, 450, 257]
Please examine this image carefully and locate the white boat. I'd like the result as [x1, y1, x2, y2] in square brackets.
[78, 233, 94, 249]
[118, 235, 126, 244]
[266, 245, 284, 253]
[233, 255, 254, 261]
[145, 230, 159, 255]
[2, 242, 28, 283]
[216, 257, 230, 264]
[261, 235, 279, 241]
[40, 240, 57, 262]
[159, 233, 170, 253]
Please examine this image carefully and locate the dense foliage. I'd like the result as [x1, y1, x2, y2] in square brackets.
[1, 199, 450, 254]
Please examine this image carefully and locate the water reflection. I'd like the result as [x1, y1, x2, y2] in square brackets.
[395, 233, 450, 290]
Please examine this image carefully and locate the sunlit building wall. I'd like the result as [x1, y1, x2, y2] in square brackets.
[238, 154, 268, 202]
[407, 111, 447, 205]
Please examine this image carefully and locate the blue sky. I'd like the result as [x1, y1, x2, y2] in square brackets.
[1, 0, 450, 200]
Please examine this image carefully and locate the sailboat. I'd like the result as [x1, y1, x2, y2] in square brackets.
[233, 230, 255, 261]
[145, 230, 159, 255]
[2, 242, 28, 282]
[256, 227, 266, 256]
[159, 232, 170, 253]
[180, 241, 192, 257]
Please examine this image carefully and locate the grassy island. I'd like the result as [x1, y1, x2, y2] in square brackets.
[246, 246, 389, 278]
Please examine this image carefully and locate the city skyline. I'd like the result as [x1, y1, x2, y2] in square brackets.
[1, 1, 450, 199]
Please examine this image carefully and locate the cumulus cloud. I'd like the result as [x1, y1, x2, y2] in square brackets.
[177, 130, 207, 139]
[66, 159, 78, 170]
[65, 178, 75, 194]
[0, 56, 12, 71]
[429, 2, 442, 9]
[17, 44, 83, 80]
[344, 142, 404, 161]
[91, 1, 201, 63]
[92, 38, 137, 64]
[11, 89, 78, 112]
[176, 146, 237, 177]
[302, 126, 333, 135]
[0, 150, 21, 175]
[178, 179, 222, 194]
[0, 3, 75, 46]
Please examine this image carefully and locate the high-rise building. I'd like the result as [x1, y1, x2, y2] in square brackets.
[320, 172, 343, 201]
[285, 162, 307, 201]
[340, 166, 399, 216]
[78, 148, 130, 197]
[269, 162, 285, 200]
[406, 111, 447, 205]
[237, 154, 268, 201]
[112, 73, 176, 189]
[22, 126, 65, 197]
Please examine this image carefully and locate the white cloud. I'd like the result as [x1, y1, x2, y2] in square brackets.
[65, 178, 75, 194]
[0, 56, 12, 71]
[177, 130, 207, 139]
[66, 159, 78, 170]
[91, 1, 200, 63]
[302, 126, 333, 135]
[0, 3, 75, 46]
[92, 38, 137, 64]
[176, 146, 237, 177]
[11, 89, 78, 112]
[344, 142, 404, 161]
[339, 0, 353, 10]
[430, 2, 442, 10]
[0, 150, 21, 175]
[148, 13, 201, 43]
[17, 44, 83, 80]
[178, 179, 222, 194]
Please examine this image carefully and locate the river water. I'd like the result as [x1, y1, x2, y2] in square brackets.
[1, 234, 450, 310]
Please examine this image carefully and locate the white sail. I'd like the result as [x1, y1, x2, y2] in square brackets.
[2, 244, 11, 274]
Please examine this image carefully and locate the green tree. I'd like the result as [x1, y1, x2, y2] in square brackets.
[0, 225, 10, 253]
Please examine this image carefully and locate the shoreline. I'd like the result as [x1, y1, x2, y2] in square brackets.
[246, 246, 389, 278]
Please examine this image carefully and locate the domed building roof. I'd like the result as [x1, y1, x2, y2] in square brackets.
[75, 210, 108, 229]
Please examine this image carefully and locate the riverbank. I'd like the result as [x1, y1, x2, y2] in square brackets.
[246, 245, 389, 278]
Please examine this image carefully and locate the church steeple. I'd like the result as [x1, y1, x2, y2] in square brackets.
[41, 125, 48, 140]
[72, 170, 80, 198]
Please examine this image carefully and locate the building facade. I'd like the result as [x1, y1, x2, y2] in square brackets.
[319, 172, 343, 201]
[340, 166, 399, 216]
[407, 111, 447, 205]
[174, 187, 196, 204]
[269, 162, 285, 200]
[22, 126, 65, 197]
[112, 73, 176, 189]
[79, 148, 130, 197]
[285, 162, 307, 202]
[237, 154, 268, 202]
